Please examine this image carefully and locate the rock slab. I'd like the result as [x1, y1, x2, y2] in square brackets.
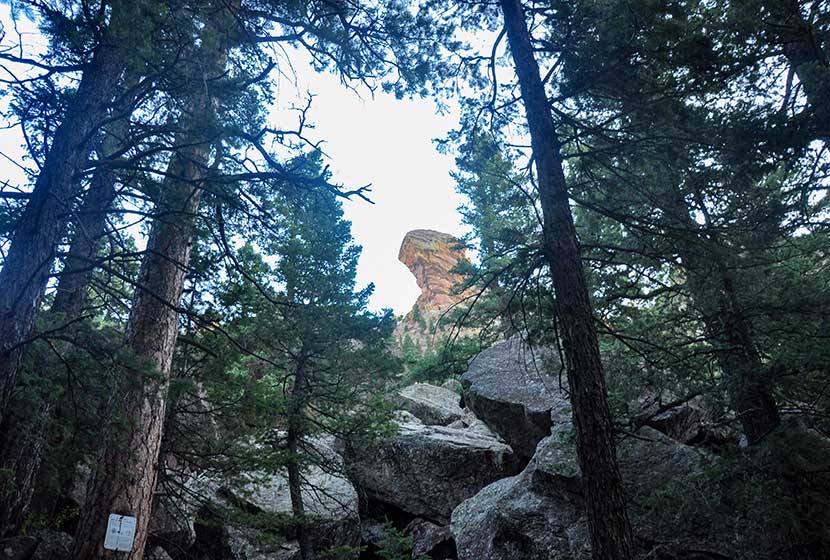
[461, 339, 569, 458]
[453, 422, 830, 559]
[398, 383, 464, 426]
[347, 414, 523, 524]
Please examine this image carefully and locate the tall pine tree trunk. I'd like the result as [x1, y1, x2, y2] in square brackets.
[287, 357, 313, 560]
[0, 0, 141, 415]
[71, 24, 229, 560]
[498, 1, 634, 559]
[0, 158, 117, 535]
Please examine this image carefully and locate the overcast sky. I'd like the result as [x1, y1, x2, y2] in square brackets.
[277, 51, 469, 314]
[0, 7, 469, 315]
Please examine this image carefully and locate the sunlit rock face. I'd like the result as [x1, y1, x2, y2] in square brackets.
[395, 229, 471, 352]
[399, 229, 468, 311]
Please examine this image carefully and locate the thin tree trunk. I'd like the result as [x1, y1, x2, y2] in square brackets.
[715, 269, 780, 442]
[51, 157, 118, 319]
[0, 412, 49, 537]
[0, 168, 117, 535]
[662, 192, 780, 443]
[71, 25, 229, 560]
[287, 357, 313, 560]
[0, 0, 141, 415]
[498, 1, 634, 559]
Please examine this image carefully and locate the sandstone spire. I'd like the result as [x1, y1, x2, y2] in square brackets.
[396, 230, 470, 351]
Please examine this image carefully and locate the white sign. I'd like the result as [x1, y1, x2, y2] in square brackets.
[103, 514, 137, 552]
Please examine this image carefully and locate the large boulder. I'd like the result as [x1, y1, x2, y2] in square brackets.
[347, 414, 523, 524]
[0, 536, 37, 560]
[451, 425, 589, 560]
[453, 423, 830, 559]
[461, 339, 569, 458]
[224, 439, 360, 559]
[397, 383, 464, 426]
[405, 518, 457, 559]
[181, 439, 360, 560]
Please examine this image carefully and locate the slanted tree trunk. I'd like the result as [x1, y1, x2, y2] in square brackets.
[51, 158, 119, 319]
[715, 268, 780, 442]
[498, 1, 634, 559]
[0, 158, 118, 535]
[71, 24, 229, 560]
[0, 0, 142, 415]
[286, 356, 313, 560]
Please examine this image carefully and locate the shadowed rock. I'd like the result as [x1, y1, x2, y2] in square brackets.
[397, 383, 465, 426]
[347, 413, 523, 524]
[461, 339, 569, 458]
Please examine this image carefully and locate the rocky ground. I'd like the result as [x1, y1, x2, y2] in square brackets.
[3, 338, 829, 560]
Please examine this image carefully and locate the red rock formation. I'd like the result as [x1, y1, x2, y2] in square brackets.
[396, 230, 471, 351]
[399, 230, 468, 312]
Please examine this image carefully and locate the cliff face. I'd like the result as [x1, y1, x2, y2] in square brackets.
[396, 230, 470, 351]
[399, 230, 468, 312]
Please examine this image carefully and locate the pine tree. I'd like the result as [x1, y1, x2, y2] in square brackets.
[0, 0, 157, 414]
[497, 1, 634, 557]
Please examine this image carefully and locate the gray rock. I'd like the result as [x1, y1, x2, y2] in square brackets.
[630, 389, 714, 444]
[461, 339, 569, 458]
[148, 497, 196, 555]
[347, 415, 523, 524]
[144, 546, 173, 560]
[183, 439, 360, 560]
[445, 410, 501, 441]
[452, 427, 722, 560]
[453, 422, 830, 560]
[451, 425, 588, 560]
[0, 536, 37, 560]
[360, 522, 388, 548]
[225, 439, 360, 558]
[405, 518, 456, 559]
[441, 378, 463, 394]
[30, 530, 72, 560]
[398, 383, 464, 426]
[226, 526, 301, 560]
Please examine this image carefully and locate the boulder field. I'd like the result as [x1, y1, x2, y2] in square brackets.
[4, 341, 829, 560]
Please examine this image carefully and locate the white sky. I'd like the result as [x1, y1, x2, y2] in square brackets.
[274, 51, 468, 314]
[0, 7, 470, 315]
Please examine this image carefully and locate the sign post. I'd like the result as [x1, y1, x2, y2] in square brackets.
[103, 514, 137, 552]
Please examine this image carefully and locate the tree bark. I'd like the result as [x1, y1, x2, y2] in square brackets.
[0, 167, 117, 535]
[71, 142, 209, 560]
[71, 27, 229, 559]
[50, 155, 119, 319]
[0, 0, 140, 415]
[498, 1, 634, 559]
[0, 72, 135, 536]
[287, 357, 313, 560]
